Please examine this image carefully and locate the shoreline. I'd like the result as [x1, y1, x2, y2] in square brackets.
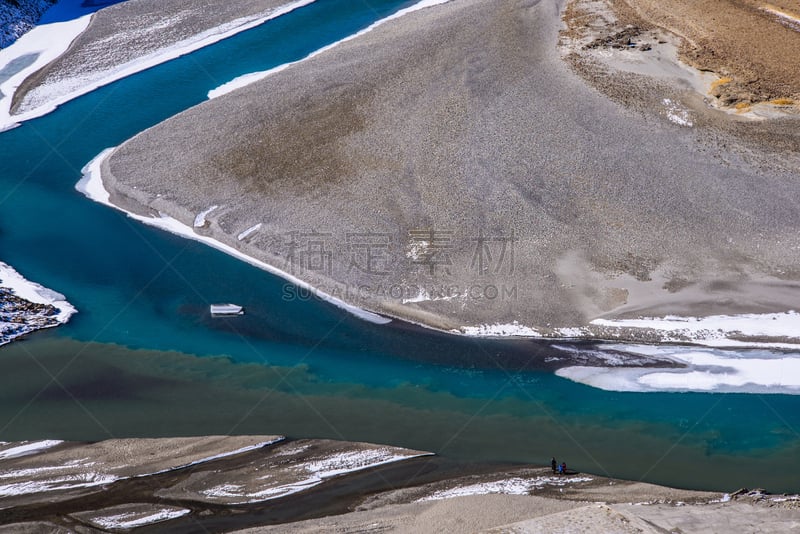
[77, 148, 391, 326]
[78, 146, 800, 351]
[0, 436, 797, 532]
[78, 147, 800, 396]
[0, 1, 94, 131]
[6, 0, 799, 354]
[0, 261, 77, 347]
[91, 0, 800, 353]
[0, 0, 317, 131]
[208, 0, 453, 99]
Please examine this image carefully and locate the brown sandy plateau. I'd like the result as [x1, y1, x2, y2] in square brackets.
[564, 0, 800, 108]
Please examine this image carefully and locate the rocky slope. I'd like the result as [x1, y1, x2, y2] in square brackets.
[0, 261, 76, 346]
[0, 0, 56, 49]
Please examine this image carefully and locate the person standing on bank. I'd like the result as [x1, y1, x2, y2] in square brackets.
[551, 457, 557, 474]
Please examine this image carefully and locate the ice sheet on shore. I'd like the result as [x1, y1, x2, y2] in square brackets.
[0, 437, 283, 498]
[0, 0, 317, 130]
[557, 343, 800, 394]
[0, 262, 76, 322]
[198, 447, 433, 504]
[0, 441, 63, 461]
[193, 205, 218, 228]
[77, 505, 191, 529]
[418, 475, 594, 501]
[1, 261, 77, 346]
[208, 0, 452, 99]
[460, 321, 543, 337]
[77, 149, 391, 325]
[591, 311, 800, 347]
[0, 1, 93, 131]
[461, 312, 800, 348]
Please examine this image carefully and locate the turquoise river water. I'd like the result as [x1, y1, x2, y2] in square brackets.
[0, 0, 798, 492]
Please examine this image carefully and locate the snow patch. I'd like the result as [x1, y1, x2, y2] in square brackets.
[402, 287, 458, 304]
[193, 205, 218, 228]
[203, 448, 432, 504]
[461, 321, 542, 337]
[1, 261, 77, 346]
[418, 476, 594, 501]
[88, 507, 190, 529]
[0, 1, 95, 131]
[0, 440, 63, 461]
[591, 311, 800, 347]
[142, 438, 283, 477]
[663, 98, 693, 127]
[0, 472, 118, 497]
[557, 343, 800, 394]
[1, 0, 317, 130]
[237, 223, 262, 241]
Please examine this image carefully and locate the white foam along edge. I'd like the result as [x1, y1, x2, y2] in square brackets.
[0, 0, 318, 131]
[208, 0, 452, 99]
[76, 148, 391, 325]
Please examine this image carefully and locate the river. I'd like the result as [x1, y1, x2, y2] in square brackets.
[0, 0, 798, 492]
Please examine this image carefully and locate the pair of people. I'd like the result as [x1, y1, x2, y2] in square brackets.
[551, 457, 567, 475]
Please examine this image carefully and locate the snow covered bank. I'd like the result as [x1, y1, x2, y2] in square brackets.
[0, 436, 282, 499]
[208, 0, 452, 99]
[460, 311, 800, 349]
[77, 148, 391, 325]
[556, 343, 800, 394]
[0, 0, 96, 131]
[194, 446, 433, 504]
[590, 312, 800, 348]
[0, 261, 76, 346]
[418, 475, 594, 501]
[1, 0, 316, 131]
[78, 505, 191, 530]
[0, 0, 55, 49]
[0, 440, 63, 461]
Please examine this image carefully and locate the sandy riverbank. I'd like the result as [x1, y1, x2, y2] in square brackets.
[0, 436, 796, 533]
[85, 0, 800, 347]
[0, 0, 314, 129]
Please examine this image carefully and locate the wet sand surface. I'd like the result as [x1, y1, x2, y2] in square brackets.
[95, 0, 800, 338]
